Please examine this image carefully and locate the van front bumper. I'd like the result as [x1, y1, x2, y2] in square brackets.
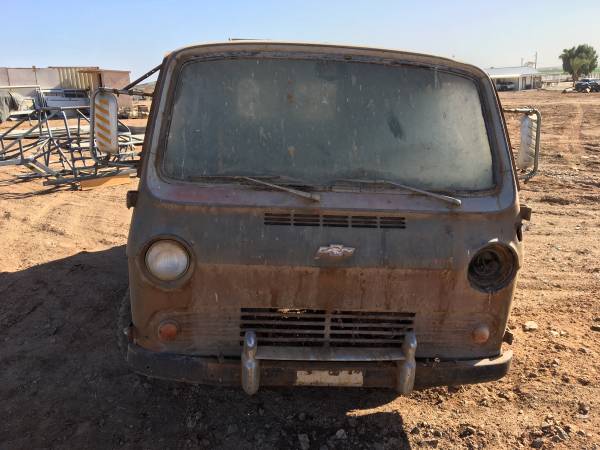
[127, 342, 512, 392]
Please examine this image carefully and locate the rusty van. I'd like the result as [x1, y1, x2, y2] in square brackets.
[93, 42, 540, 395]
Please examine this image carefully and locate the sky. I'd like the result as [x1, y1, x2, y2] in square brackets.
[3, 0, 600, 78]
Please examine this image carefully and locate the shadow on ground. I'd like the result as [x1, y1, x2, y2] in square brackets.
[0, 246, 411, 449]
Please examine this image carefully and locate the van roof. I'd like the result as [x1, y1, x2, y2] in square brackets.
[165, 41, 489, 80]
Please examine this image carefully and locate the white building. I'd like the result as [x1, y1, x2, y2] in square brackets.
[486, 66, 542, 91]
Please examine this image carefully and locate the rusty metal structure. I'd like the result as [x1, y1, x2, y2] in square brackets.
[0, 103, 142, 185]
[103, 42, 539, 395]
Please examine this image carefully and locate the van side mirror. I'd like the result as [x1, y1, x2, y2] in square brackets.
[517, 113, 537, 170]
[503, 107, 541, 182]
[91, 90, 120, 154]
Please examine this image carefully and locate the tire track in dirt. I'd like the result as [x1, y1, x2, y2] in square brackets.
[0, 175, 134, 272]
[567, 102, 584, 154]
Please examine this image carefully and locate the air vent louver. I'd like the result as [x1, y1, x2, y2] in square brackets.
[379, 216, 406, 228]
[293, 214, 321, 226]
[263, 213, 292, 226]
[264, 213, 405, 229]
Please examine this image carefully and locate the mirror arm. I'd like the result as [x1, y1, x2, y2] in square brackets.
[96, 86, 153, 98]
[122, 64, 162, 91]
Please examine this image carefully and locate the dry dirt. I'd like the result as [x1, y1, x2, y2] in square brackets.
[1, 90, 599, 449]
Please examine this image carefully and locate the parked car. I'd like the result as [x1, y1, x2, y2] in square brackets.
[496, 81, 516, 91]
[575, 78, 600, 92]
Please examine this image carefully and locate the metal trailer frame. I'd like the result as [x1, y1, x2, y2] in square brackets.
[0, 67, 159, 186]
[0, 105, 140, 184]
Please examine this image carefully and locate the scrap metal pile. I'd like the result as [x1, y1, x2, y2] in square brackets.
[0, 63, 159, 187]
[0, 103, 143, 186]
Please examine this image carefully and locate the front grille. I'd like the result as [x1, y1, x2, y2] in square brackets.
[264, 213, 406, 229]
[240, 308, 415, 348]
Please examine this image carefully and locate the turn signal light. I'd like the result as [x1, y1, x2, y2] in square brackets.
[472, 325, 490, 344]
[158, 321, 179, 341]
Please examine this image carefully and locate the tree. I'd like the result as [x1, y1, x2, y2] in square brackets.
[560, 44, 598, 83]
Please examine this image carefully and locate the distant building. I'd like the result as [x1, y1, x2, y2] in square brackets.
[0, 66, 131, 109]
[485, 66, 542, 91]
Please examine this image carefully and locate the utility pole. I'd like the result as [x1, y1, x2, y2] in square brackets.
[534, 51, 538, 69]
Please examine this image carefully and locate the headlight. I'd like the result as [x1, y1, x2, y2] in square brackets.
[145, 240, 189, 281]
[468, 244, 517, 292]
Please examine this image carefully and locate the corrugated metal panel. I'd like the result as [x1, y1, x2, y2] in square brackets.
[54, 67, 99, 90]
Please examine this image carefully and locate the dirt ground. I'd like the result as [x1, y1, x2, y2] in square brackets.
[1, 90, 599, 449]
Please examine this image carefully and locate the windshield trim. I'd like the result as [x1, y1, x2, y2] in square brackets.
[154, 49, 502, 197]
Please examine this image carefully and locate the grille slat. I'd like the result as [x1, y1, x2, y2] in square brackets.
[326, 329, 410, 336]
[330, 323, 413, 329]
[241, 326, 411, 336]
[331, 326, 412, 336]
[240, 320, 325, 328]
[264, 213, 405, 229]
[240, 308, 415, 348]
[247, 336, 405, 344]
[239, 327, 326, 334]
[331, 314, 414, 320]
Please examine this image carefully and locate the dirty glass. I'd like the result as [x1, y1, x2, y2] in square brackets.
[163, 58, 494, 191]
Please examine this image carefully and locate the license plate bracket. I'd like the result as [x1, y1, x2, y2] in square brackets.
[295, 369, 364, 387]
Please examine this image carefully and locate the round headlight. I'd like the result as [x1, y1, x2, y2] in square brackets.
[145, 240, 189, 281]
[468, 244, 517, 292]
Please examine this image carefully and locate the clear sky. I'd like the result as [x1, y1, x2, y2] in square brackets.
[3, 0, 599, 78]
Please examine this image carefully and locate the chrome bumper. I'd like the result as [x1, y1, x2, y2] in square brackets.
[241, 330, 417, 395]
[127, 339, 512, 392]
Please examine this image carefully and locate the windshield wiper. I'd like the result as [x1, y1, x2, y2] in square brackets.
[194, 175, 320, 203]
[334, 178, 461, 207]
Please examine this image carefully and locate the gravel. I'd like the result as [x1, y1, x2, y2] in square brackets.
[523, 321, 539, 332]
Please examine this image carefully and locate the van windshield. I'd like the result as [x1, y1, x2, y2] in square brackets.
[163, 57, 494, 191]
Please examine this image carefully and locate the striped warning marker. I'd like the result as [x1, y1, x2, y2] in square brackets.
[93, 93, 118, 154]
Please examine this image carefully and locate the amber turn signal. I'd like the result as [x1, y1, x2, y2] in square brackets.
[158, 321, 179, 341]
[472, 325, 490, 344]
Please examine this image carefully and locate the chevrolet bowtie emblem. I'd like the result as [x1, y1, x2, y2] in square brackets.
[314, 244, 355, 261]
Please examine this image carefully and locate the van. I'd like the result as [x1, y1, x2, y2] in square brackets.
[94, 42, 537, 394]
